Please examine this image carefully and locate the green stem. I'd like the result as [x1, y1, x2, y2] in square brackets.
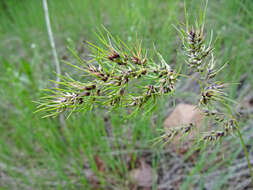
[236, 124, 253, 186]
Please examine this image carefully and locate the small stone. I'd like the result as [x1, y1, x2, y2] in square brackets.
[163, 103, 204, 155]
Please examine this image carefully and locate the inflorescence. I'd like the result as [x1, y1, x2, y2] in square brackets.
[177, 21, 237, 143]
[36, 33, 178, 118]
[36, 22, 237, 143]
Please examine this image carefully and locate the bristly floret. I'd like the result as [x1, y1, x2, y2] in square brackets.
[181, 25, 214, 74]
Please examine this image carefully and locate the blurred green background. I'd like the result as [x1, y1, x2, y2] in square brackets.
[0, 0, 253, 189]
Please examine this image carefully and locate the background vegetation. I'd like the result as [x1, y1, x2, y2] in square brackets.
[0, 0, 253, 189]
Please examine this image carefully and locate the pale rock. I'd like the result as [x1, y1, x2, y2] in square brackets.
[163, 103, 204, 154]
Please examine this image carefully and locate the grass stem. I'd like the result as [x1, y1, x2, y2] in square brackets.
[236, 124, 253, 186]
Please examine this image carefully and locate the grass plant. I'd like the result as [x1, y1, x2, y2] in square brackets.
[0, 0, 253, 189]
